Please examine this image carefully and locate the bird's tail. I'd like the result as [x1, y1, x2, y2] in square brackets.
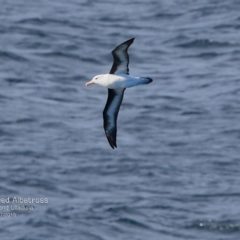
[141, 77, 153, 84]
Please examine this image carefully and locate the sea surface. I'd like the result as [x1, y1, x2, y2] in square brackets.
[0, 0, 240, 239]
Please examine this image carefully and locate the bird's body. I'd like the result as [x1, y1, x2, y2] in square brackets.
[86, 38, 152, 149]
[91, 73, 152, 89]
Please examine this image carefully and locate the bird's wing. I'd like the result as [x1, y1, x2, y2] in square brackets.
[103, 88, 125, 149]
[109, 38, 135, 75]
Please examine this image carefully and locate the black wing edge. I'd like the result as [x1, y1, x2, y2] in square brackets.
[103, 89, 125, 149]
[109, 38, 135, 74]
[105, 130, 117, 149]
[116, 38, 135, 49]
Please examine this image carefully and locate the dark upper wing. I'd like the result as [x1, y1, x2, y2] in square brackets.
[109, 38, 135, 75]
[103, 88, 125, 149]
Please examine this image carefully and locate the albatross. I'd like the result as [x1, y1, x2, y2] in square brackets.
[85, 38, 153, 149]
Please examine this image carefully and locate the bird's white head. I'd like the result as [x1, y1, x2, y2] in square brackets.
[85, 74, 105, 87]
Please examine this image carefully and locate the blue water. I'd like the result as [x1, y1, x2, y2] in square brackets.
[1, 0, 240, 239]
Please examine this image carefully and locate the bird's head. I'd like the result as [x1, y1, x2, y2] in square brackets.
[85, 75, 105, 86]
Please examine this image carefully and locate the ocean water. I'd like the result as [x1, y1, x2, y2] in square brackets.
[0, 0, 240, 239]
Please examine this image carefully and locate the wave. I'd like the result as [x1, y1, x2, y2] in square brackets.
[176, 39, 238, 48]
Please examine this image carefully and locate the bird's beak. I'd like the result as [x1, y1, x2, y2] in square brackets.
[85, 79, 94, 86]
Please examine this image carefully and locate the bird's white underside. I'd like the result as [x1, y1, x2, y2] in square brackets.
[94, 73, 147, 89]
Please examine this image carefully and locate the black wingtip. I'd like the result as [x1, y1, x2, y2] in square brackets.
[107, 138, 117, 149]
[147, 78, 153, 83]
[105, 131, 117, 149]
[127, 38, 135, 44]
[120, 38, 135, 46]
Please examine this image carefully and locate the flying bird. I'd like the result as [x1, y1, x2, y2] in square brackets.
[85, 38, 152, 149]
